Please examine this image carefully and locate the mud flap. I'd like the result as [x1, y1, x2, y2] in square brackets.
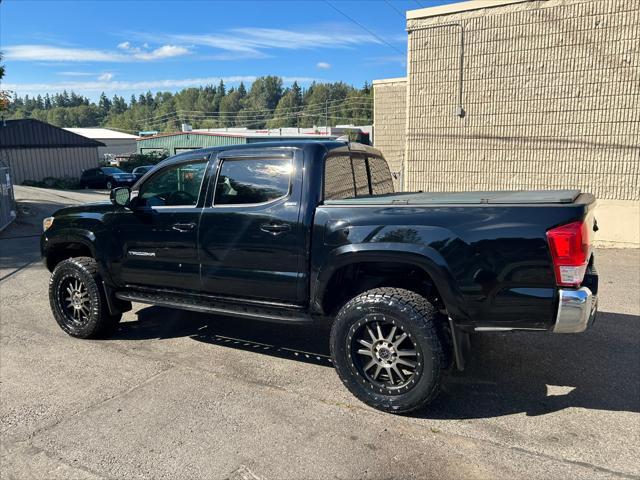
[101, 281, 132, 316]
[448, 316, 469, 371]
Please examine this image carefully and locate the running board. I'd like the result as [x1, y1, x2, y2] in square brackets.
[115, 290, 313, 324]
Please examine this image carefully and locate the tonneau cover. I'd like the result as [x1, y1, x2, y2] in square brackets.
[325, 190, 582, 205]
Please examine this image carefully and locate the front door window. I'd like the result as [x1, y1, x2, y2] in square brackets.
[138, 160, 208, 207]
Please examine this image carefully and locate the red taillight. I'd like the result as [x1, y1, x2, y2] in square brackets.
[546, 221, 590, 287]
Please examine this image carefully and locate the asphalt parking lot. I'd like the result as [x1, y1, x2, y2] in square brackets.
[1, 186, 639, 480]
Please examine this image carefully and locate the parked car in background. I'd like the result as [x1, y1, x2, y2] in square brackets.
[132, 165, 154, 180]
[79, 167, 136, 190]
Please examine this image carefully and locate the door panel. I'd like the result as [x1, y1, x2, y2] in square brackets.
[199, 151, 305, 304]
[112, 154, 210, 291]
[116, 208, 202, 290]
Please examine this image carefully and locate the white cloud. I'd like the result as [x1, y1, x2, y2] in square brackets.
[4, 45, 127, 62]
[140, 25, 396, 58]
[133, 45, 190, 60]
[4, 43, 191, 63]
[3, 76, 321, 97]
[98, 72, 114, 81]
[316, 62, 331, 70]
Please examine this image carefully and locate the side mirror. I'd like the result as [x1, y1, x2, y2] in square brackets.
[110, 187, 131, 207]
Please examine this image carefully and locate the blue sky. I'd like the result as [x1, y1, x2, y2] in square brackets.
[1, 0, 453, 100]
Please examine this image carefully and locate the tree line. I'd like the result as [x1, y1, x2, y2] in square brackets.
[4, 76, 373, 133]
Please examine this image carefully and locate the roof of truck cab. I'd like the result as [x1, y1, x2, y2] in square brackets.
[167, 140, 381, 161]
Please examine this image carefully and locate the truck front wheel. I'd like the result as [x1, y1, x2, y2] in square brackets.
[330, 288, 445, 414]
[49, 257, 121, 339]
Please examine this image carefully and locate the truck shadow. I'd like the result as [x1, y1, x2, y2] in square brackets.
[424, 310, 640, 419]
[118, 306, 335, 367]
[116, 308, 639, 418]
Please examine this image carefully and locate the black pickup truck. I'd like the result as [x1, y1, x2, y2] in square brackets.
[41, 141, 598, 413]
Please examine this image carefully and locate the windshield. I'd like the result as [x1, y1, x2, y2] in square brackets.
[102, 167, 125, 174]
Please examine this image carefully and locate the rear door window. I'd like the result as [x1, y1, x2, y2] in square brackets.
[214, 157, 292, 206]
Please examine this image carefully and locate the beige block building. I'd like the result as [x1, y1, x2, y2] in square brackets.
[373, 0, 639, 247]
[372, 77, 407, 189]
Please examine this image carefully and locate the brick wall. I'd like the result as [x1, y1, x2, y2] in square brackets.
[373, 78, 407, 189]
[403, 0, 639, 200]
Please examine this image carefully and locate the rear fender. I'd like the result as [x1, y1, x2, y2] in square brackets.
[313, 243, 469, 321]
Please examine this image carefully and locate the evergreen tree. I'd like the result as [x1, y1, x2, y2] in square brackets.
[98, 92, 112, 117]
[237, 82, 247, 98]
[4, 77, 373, 132]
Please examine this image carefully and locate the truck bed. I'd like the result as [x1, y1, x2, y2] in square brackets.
[325, 189, 583, 205]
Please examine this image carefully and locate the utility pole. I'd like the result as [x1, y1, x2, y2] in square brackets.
[324, 97, 328, 135]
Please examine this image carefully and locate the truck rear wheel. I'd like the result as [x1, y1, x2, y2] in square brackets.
[49, 257, 121, 339]
[330, 288, 445, 414]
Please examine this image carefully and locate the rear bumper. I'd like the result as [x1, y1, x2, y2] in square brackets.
[553, 287, 597, 333]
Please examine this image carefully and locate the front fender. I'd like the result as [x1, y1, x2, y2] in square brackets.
[312, 243, 469, 322]
[41, 228, 114, 285]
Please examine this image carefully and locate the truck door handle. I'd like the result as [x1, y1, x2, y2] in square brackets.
[172, 222, 196, 232]
[260, 222, 290, 235]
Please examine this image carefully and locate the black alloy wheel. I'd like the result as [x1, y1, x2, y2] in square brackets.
[49, 257, 121, 338]
[350, 316, 421, 391]
[58, 276, 92, 326]
[330, 288, 445, 413]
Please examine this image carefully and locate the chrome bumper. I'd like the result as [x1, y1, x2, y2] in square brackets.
[553, 287, 597, 333]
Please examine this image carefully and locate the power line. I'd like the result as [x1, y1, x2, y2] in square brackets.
[383, 0, 406, 19]
[322, 0, 404, 55]
[136, 102, 373, 129]
[135, 98, 373, 124]
[134, 96, 373, 123]
[139, 103, 372, 128]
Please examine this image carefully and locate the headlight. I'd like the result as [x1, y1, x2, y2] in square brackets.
[43, 217, 54, 231]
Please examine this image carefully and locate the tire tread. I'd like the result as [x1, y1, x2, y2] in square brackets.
[330, 287, 445, 413]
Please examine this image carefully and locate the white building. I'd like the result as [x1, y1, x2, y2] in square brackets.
[64, 128, 139, 161]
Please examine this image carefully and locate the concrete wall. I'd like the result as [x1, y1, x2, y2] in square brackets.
[405, 0, 638, 201]
[373, 78, 407, 189]
[371, 0, 639, 246]
[1, 147, 100, 184]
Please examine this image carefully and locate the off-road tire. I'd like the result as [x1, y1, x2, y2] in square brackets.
[49, 257, 121, 339]
[330, 288, 445, 414]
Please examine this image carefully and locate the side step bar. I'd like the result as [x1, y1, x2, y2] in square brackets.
[115, 291, 313, 324]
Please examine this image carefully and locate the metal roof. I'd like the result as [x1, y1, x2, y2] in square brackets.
[0, 119, 105, 149]
[64, 127, 139, 140]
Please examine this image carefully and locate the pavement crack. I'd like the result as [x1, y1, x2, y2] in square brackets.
[23, 365, 175, 443]
[1, 440, 115, 480]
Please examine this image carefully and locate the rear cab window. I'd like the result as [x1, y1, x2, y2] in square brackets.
[323, 153, 394, 201]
